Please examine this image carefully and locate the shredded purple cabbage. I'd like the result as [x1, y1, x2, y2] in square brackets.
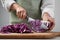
[0, 20, 52, 33]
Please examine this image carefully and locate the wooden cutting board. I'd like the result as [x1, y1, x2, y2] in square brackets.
[0, 32, 60, 39]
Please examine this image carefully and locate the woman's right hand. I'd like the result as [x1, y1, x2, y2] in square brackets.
[10, 3, 27, 19]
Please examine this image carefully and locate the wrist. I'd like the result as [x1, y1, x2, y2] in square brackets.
[10, 3, 19, 11]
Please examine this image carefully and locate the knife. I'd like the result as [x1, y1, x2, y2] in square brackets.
[26, 16, 35, 22]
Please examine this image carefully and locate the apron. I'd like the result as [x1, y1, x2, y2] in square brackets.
[10, 0, 42, 24]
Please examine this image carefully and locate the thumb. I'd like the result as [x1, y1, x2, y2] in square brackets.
[42, 13, 49, 21]
[42, 15, 48, 21]
[48, 17, 55, 23]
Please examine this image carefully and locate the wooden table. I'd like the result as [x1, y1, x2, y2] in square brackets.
[0, 32, 60, 39]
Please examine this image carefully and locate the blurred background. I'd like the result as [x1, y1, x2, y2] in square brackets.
[0, 0, 60, 32]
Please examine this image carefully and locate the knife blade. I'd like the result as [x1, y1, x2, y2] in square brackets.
[26, 16, 35, 22]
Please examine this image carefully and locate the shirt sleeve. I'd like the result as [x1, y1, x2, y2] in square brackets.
[41, 0, 55, 18]
[0, 0, 16, 10]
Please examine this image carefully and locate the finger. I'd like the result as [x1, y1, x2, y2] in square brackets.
[20, 11, 23, 19]
[18, 11, 23, 19]
[20, 10, 26, 19]
[48, 22, 55, 32]
[46, 22, 55, 32]
[18, 10, 24, 19]
[50, 22, 55, 30]
[48, 17, 55, 23]
[48, 17, 55, 31]
[22, 11, 27, 19]
[42, 16, 48, 21]
[16, 9, 21, 18]
[17, 10, 26, 19]
[43, 17, 48, 21]
[16, 11, 20, 18]
[21, 10, 25, 19]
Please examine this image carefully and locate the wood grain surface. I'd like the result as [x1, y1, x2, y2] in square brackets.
[0, 32, 60, 39]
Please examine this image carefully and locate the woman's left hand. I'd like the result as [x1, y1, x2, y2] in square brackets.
[42, 12, 55, 31]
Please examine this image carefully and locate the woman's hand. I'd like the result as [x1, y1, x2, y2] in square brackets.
[42, 12, 55, 31]
[10, 3, 27, 19]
